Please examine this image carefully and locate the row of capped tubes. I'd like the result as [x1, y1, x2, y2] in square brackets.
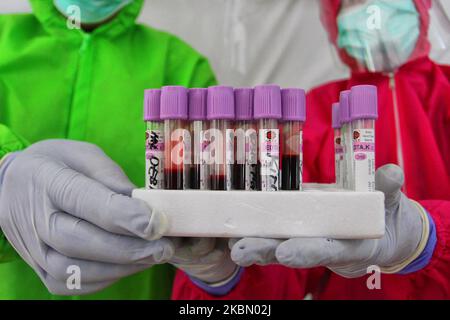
[144, 85, 306, 191]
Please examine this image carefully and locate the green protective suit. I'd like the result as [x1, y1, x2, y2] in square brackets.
[0, 0, 216, 299]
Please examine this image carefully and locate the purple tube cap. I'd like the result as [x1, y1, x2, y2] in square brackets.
[235, 88, 254, 121]
[339, 90, 351, 123]
[281, 88, 306, 122]
[350, 85, 378, 120]
[253, 84, 282, 120]
[207, 85, 235, 120]
[332, 102, 341, 129]
[189, 88, 207, 121]
[160, 86, 188, 120]
[144, 89, 161, 121]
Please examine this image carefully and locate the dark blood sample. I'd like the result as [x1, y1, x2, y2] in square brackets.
[281, 155, 301, 190]
[280, 88, 305, 191]
[233, 164, 245, 190]
[160, 86, 189, 190]
[190, 164, 201, 189]
[255, 162, 262, 191]
[234, 88, 259, 191]
[188, 88, 208, 190]
[164, 169, 184, 190]
[210, 175, 226, 191]
[207, 86, 235, 191]
[233, 163, 260, 190]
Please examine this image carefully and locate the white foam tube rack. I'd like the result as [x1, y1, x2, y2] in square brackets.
[132, 184, 385, 239]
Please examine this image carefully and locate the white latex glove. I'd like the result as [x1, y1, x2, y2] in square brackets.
[170, 238, 238, 284]
[0, 140, 174, 295]
[230, 164, 429, 277]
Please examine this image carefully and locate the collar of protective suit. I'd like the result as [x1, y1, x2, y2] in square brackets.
[28, 0, 144, 38]
[320, 0, 431, 72]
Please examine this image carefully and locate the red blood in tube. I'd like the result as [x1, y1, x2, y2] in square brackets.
[164, 168, 183, 190]
[209, 175, 226, 191]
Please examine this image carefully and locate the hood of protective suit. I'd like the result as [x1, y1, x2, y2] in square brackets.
[28, 0, 144, 37]
[320, 0, 431, 71]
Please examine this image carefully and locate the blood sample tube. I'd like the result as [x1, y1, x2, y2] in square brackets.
[254, 85, 282, 191]
[281, 88, 306, 191]
[206, 85, 235, 191]
[160, 86, 190, 190]
[350, 85, 378, 192]
[144, 89, 164, 190]
[332, 102, 344, 188]
[339, 90, 352, 189]
[188, 88, 208, 190]
[233, 88, 258, 190]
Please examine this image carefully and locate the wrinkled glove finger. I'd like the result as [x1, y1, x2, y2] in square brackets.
[228, 238, 240, 250]
[172, 238, 216, 261]
[230, 238, 283, 267]
[44, 163, 167, 240]
[41, 247, 160, 284]
[375, 164, 404, 210]
[188, 238, 216, 256]
[173, 237, 216, 255]
[28, 140, 135, 195]
[197, 239, 230, 265]
[37, 211, 175, 264]
[172, 246, 228, 267]
[171, 238, 218, 265]
[175, 239, 237, 284]
[193, 239, 230, 265]
[275, 238, 376, 269]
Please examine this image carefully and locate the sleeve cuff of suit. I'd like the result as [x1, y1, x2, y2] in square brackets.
[189, 266, 244, 296]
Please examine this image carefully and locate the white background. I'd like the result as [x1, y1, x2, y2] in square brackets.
[1, 0, 449, 90]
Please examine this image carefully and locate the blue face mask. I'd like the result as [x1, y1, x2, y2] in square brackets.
[54, 0, 133, 24]
[337, 0, 420, 72]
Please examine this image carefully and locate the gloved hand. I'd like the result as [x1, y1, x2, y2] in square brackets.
[230, 164, 430, 277]
[0, 140, 174, 295]
[170, 237, 238, 284]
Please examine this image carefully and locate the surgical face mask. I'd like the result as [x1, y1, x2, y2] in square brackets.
[54, 0, 133, 25]
[337, 0, 420, 72]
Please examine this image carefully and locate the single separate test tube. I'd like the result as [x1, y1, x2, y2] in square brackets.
[254, 85, 282, 191]
[144, 89, 164, 190]
[350, 85, 378, 192]
[339, 90, 352, 189]
[206, 86, 235, 190]
[233, 88, 259, 190]
[281, 88, 306, 191]
[160, 86, 190, 190]
[332, 102, 344, 188]
[188, 88, 208, 190]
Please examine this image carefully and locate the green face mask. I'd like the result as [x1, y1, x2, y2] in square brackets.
[54, 0, 133, 24]
[337, 0, 420, 72]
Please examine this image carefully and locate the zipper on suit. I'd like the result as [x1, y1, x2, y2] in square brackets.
[388, 72, 407, 193]
[67, 33, 93, 140]
[80, 33, 92, 52]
